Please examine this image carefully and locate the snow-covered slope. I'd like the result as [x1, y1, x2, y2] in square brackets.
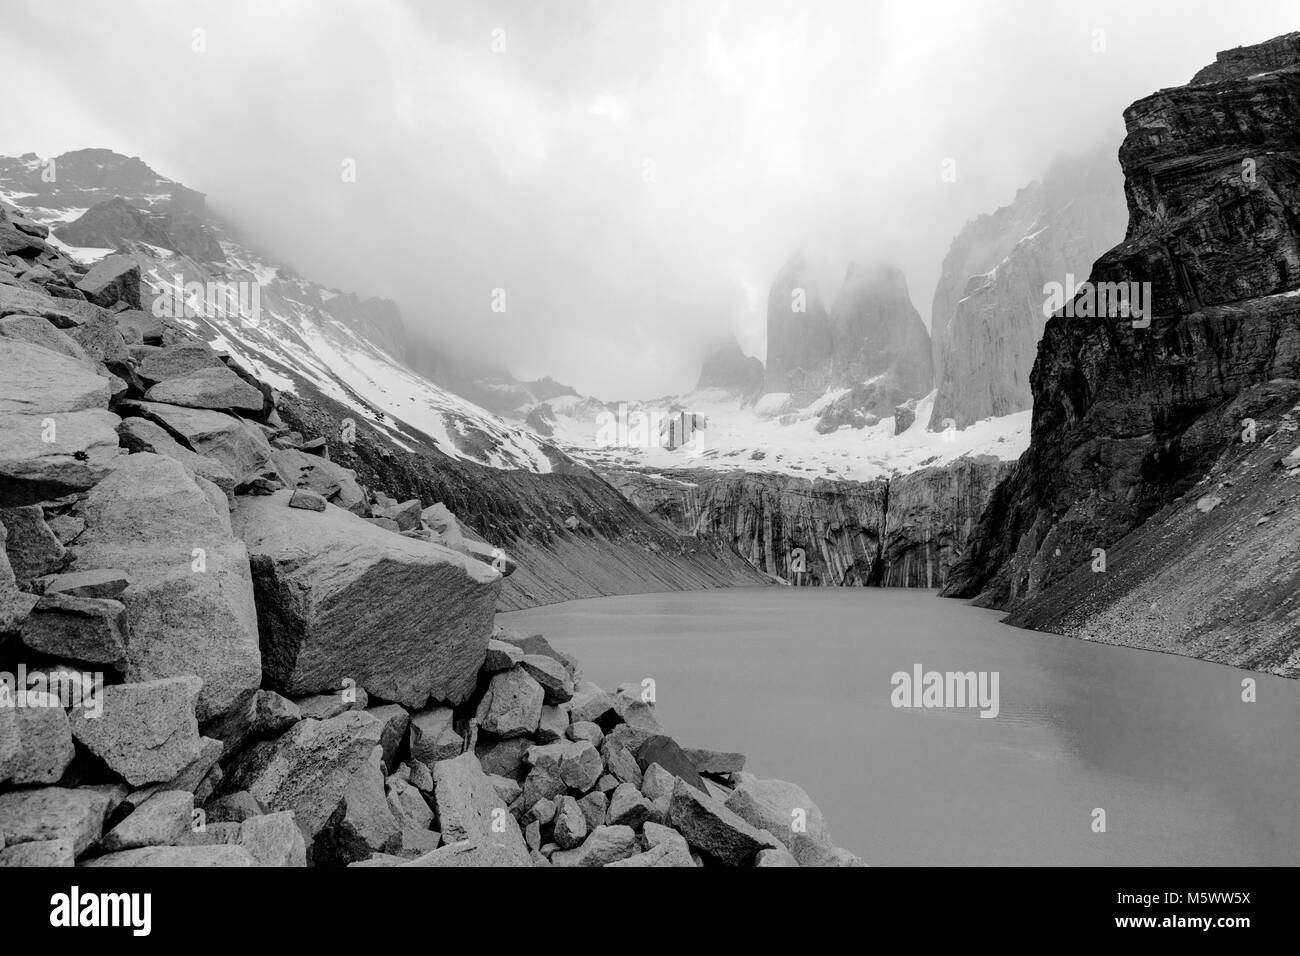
[0, 149, 558, 474]
[539, 385, 1028, 482]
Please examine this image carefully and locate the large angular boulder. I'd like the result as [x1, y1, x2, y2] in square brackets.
[474, 667, 543, 738]
[0, 696, 75, 785]
[19, 593, 129, 668]
[202, 689, 301, 762]
[233, 492, 499, 708]
[430, 753, 529, 864]
[667, 778, 778, 866]
[0, 409, 121, 506]
[144, 365, 264, 411]
[0, 504, 65, 582]
[70, 454, 260, 720]
[0, 338, 109, 414]
[75, 255, 141, 309]
[724, 778, 841, 866]
[238, 811, 307, 867]
[119, 401, 273, 481]
[223, 710, 382, 841]
[0, 314, 88, 362]
[136, 341, 224, 383]
[269, 448, 365, 512]
[549, 824, 638, 867]
[314, 745, 400, 864]
[408, 706, 462, 764]
[0, 786, 110, 856]
[116, 416, 236, 499]
[68, 677, 205, 786]
[101, 790, 193, 851]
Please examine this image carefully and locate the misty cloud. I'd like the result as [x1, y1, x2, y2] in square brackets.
[2, 0, 1296, 397]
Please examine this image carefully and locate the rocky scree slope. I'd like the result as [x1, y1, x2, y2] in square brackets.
[943, 33, 1300, 676]
[0, 250, 858, 867]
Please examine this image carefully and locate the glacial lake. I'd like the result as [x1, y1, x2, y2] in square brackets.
[500, 588, 1300, 866]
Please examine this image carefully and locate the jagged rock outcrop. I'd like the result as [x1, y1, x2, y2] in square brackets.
[696, 335, 764, 396]
[944, 33, 1300, 674]
[827, 264, 933, 410]
[765, 254, 933, 413]
[929, 147, 1127, 429]
[765, 252, 834, 397]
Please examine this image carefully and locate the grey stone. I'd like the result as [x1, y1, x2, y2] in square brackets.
[234, 491, 498, 708]
[288, 488, 326, 511]
[553, 795, 587, 850]
[69, 677, 204, 786]
[608, 782, 654, 829]
[475, 667, 543, 738]
[668, 778, 779, 866]
[430, 752, 529, 864]
[116, 416, 236, 497]
[0, 786, 109, 856]
[36, 568, 130, 600]
[577, 790, 608, 831]
[101, 790, 193, 851]
[0, 504, 65, 581]
[20, 593, 128, 667]
[0, 839, 76, 867]
[223, 710, 382, 840]
[482, 638, 523, 673]
[83, 845, 257, 867]
[0, 698, 74, 785]
[409, 706, 462, 764]
[549, 825, 638, 867]
[144, 365, 263, 411]
[0, 409, 121, 507]
[0, 338, 108, 414]
[238, 810, 306, 867]
[366, 703, 410, 771]
[519, 654, 574, 704]
[71, 454, 261, 721]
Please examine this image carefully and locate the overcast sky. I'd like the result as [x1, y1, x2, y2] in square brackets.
[2, 0, 1296, 398]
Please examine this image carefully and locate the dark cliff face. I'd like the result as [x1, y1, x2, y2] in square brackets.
[943, 34, 1300, 671]
[929, 147, 1127, 430]
[765, 252, 933, 417]
[605, 456, 1010, 589]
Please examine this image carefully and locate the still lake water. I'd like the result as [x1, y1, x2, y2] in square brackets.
[501, 588, 1300, 866]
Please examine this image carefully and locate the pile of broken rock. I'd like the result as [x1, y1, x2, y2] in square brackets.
[0, 244, 859, 867]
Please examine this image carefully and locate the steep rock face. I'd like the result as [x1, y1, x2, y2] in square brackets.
[929, 148, 1127, 429]
[879, 456, 1017, 588]
[828, 264, 933, 409]
[765, 254, 933, 412]
[765, 252, 833, 398]
[605, 457, 1010, 588]
[696, 335, 764, 396]
[944, 34, 1300, 671]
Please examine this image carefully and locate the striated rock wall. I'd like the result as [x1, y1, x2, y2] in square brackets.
[604, 456, 1011, 589]
[943, 33, 1300, 673]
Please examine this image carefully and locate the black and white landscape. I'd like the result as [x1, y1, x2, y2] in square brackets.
[0, 1, 1298, 875]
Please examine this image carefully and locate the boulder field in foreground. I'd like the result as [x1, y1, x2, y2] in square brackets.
[0, 192, 859, 869]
